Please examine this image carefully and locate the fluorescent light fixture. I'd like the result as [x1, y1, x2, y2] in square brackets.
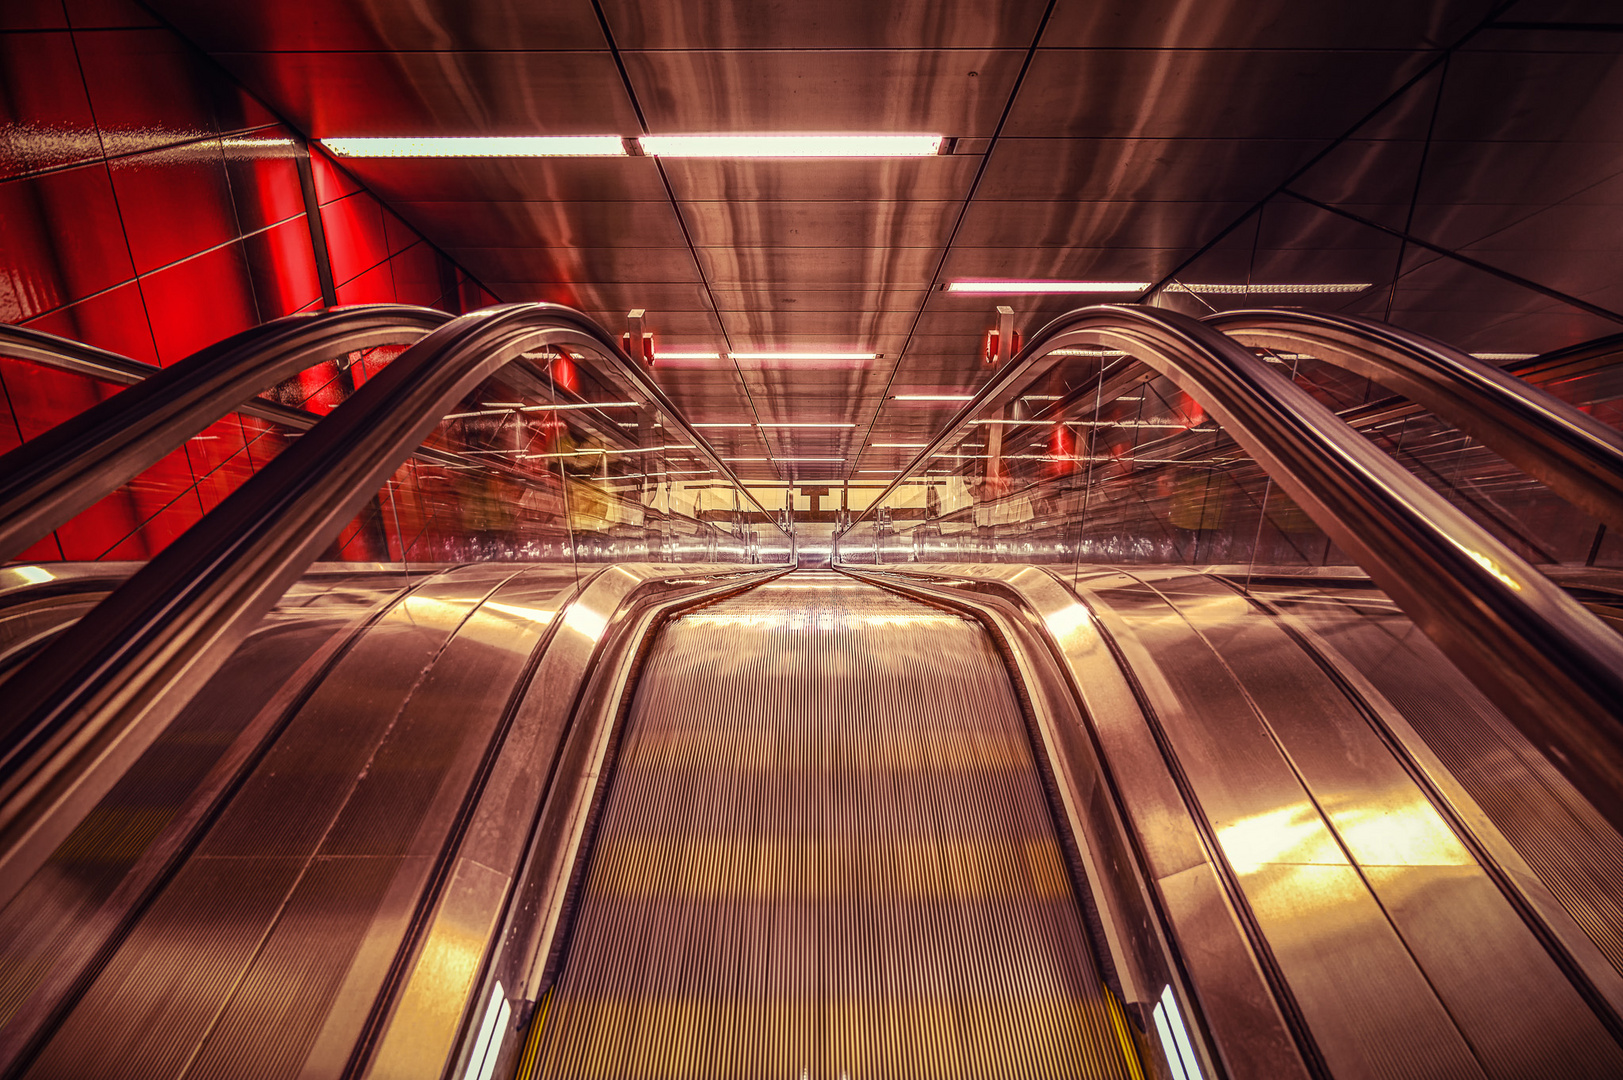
[873, 442, 928, 448]
[639, 134, 943, 158]
[1472, 352, 1537, 360]
[656, 351, 722, 359]
[1022, 394, 1065, 400]
[774, 457, 846, 461]
[322, 136, 626, 158]
[892, 394, 974, 401]
[758, 422, 855, 428]
[1164, 281, 1369, 295]
[1049, 348, 1127, 357]
[730, 351, 879, 361]
[521, 400, 638, 412]
[946, 280, 1149, 294]
[692, 422, 755, 428]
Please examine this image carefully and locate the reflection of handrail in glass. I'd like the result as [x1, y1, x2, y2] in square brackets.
[1206, 309, 1623, 532]
[0, 305, 453, 562]
[0, 302, 790, 899]
[839, 302, 1623, 835]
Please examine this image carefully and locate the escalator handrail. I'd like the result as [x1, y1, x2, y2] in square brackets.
[837, 302, 1623, 833]
[1205, 308, 1623, 531]
[0, 303, 786, 897]
[0, 305, 454, 563]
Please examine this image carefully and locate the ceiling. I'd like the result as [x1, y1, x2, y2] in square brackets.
[144, 0, 1623, 486]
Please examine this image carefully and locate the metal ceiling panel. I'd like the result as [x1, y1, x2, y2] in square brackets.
[485, 281, 714, 312]
[663, 156, 983, 203]
[1436, 48, 1623, 142]
[681, 200, 961, 249]
[695, 246, 942, 289]
[954, 198, 1254, 248]
[210, 49, 639, 136]
[939, 245, 1180, 280]
[973, 137, 1326, 202]
[340, 158, 670, 203]
[622, 49, 1023, 135]
[580, 309, 726, 338]
[147, 0, 605, 51]
[1043, 0, 1491, 49]
[449, 245, 700, 282]
[1005, 48, 1436, 140]
[722, 309, 921, 342]
[707, 285, 931, 312]
[392, 200, 688, 249]
[599, 0, 1049, 50]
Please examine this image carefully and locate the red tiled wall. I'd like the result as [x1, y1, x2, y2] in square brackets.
[0, 0, 496, 561]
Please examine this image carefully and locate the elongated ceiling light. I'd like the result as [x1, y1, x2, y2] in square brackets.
[639, 134, 943, 157]
[730, 351, 879, 361]
[1164, 282, 1370, 295]
[891, 393, 974, 401]
[947, 280, 1150, 294]
[323, 136, 627, 157]
[758, 422, 855, 428]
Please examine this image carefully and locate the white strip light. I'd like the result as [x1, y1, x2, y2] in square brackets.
[639, 134, 943, 157]
[873, 442, 928, 448]
[1164, 282, 1370, 295]
[947, 280, 1150, 294]
[892, 394, 974, 401]
[731, 351, 879, 361]
[759, 422, 855, 428]
[323, 136, 626, 158]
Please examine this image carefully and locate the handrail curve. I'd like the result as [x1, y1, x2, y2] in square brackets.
[1205, 308, 1623, 531]
[838, 303, 1623, 832]
[0, 302, 788, 897]
[0, 305, 453, 562]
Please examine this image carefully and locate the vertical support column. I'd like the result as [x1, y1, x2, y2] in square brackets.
[292, 138, 339, 310]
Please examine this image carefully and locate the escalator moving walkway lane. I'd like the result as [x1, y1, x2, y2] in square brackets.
[530, 573, 1140, 1079]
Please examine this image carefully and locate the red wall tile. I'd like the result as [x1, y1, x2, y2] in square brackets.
[0, 163, 136, 320]
[23, 282, 159, 364]
[334, 260, 395, 306]
[322, 191, 390, 285]
[109, 139, 239, 275]
[0, 32, 99, 179]
[243, 216, 322, 319]
[139, 241, 259, 364]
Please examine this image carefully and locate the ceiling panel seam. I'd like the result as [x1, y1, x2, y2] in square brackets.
[1133, 0, 1520, 305]
[1284, 191, 1623, 326]
[845, 0, 1061, 482]
[1384, 52, 1451, 321]
[588, 0, 778, 479]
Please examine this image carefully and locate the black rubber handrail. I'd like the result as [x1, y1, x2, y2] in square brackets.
[0, 305, 453, 562]
[1205, 309, 1623, 531]
[838, 303, 1623, 834]
[0, 303, 788, 897]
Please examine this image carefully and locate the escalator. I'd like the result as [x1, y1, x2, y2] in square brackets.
[1, 301, 1622, 1079]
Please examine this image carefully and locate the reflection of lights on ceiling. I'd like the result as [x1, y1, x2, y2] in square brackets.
[323, 136, 627, 157]
[1153, 986, 1206, 1080]
[946, 280, 1150, 294]
[892, 394, 974, 401]
[639, 134, 944, 157]
[1164, 281, 1370, 294]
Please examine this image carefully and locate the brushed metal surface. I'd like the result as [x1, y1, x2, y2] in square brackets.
[17, 564, 518, 1078]
[529, 573, 1140, 1079]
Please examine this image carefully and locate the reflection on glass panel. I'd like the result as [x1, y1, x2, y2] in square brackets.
[841, 337, 1616, 577]
[342, 343, 789, 578]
